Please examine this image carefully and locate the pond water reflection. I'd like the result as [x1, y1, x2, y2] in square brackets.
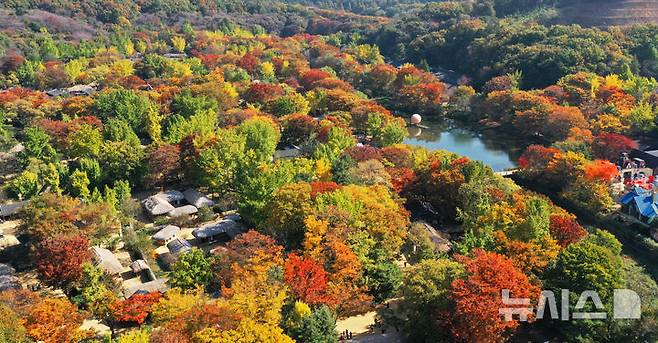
[404, 120, 522, 171]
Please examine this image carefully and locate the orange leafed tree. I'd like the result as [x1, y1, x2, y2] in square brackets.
[24, 298, 89, 343]
[398, 82, 445, 114]
[110, 292, 162, 325]
[309, 181, 341, 198]
[584, 160, 618, 182]
[284, 253, 334, 306]
[449, 250, 540, 343]
[215, 230, 284, 288]
[164, 303, 241, 341]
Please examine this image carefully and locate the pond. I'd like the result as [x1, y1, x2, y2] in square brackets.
[404, 120, 522, 172]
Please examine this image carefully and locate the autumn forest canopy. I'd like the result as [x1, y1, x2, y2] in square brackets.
[0, 0, 657, 343]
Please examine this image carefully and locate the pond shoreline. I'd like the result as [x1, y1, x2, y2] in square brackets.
[401, 117, 527, 171]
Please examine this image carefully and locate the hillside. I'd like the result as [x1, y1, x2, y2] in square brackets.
[554, 0, 658, 26]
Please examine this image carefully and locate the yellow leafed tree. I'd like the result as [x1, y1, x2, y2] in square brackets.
[172, 36, 186, 53]
[150, 287, 207, 325]
[194, 319, 294, 343]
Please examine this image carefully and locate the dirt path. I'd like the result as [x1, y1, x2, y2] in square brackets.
[337, 311, 404, 343]
[336, 311, 377, 335]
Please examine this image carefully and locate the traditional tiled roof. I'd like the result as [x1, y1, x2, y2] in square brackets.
[167, 238, 192, 255]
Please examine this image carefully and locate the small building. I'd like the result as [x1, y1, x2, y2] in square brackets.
[630, 147, 658, 175]
[169, 205, 198, 218]
[274, 146, 302, 160]
[44, 89, 66, 97]
[183, 189, 214, 208]
[130, 260, 150, 275]
[0, 201, 27, 221]
[91, 246, 124, 275]
[142, 195, 175, 217]
[123, 278, 169, 298]
[422, 222, 453, 253]
[167, 238, 192, 256]
[160, 190, 185, 206]
[620, 186, 658, 225]
[45, 83, 97, 97]
[0, 263, 19, 292]
[152, 225, 180, 245]
[67, 84, 97, 96]
[163, 53, 187, 60]
[192, 219, 246, 243]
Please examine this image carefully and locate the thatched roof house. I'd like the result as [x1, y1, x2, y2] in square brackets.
[0, 263, 14, 276]
[152, 225, 180, 245]
[0, 275, 19, 292]
[169, 205, 198, 217]
[183, 189, 214, 208]
[160, 190, 185, 204]
[274, 146, 302, 160]
[45, 83, 97, 97]
[192, 219, 246, 242]
[0, 263, 18, 291]
[91, 246, 124, 275]
[422, 222, 453, 253]
[142, 195, 175, 216]
[123, 278, 169, 298]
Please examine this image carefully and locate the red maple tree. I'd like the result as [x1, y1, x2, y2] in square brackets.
[245, 83, 284, 104]
[449, 250, 540, 343]
[300, 69, 332, 90]
[284, 253, 334, 305]
[386, 167, 416, 193]
[591, 133, 637, 161]
[35, 235, 90, 287]
[238, 52, 260, 74]
[518, 145, 560, 170]
[345, 145, 382, 162]
[110, 292, 162, 325]
[549, 215, 587, 247]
